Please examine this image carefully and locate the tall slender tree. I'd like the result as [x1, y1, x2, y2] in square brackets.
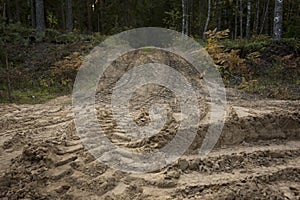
[35, 0, 46, 33]
[30, 0, 36, 28]
[199, 0, 204, 36]
[203, 0, 211, 39]
[260, 0, 270, 34]
[66, 0, 73, 32]
[273, 0, 283, 39]
[246, 0, 251, 38]
[182, 0, 186, 35]
[253, 0, 260, 35]
[61, 0, 65, 30]
[234, 0, 238, 39]
[239, 0, 243, 38]
[185, 0, 189, 35]
[87, 0, 92, 32]
[2, 0, 6, 19]
[217, 0, 222, 30]
[15, 0, 20, 22]
[189, 0, 193, 35]
[6, 0, 12, 23]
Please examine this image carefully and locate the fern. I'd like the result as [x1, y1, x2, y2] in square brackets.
[204, 29, 246, 83]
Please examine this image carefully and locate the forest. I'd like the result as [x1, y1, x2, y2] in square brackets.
[1, 0, 299, 38]
[0, 0, 299, 102]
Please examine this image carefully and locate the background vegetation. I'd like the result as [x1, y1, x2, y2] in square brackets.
[0, 0, 299, 103]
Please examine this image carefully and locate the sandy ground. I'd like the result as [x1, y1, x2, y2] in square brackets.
[0, 88, 299, 200]
[0, 48, 299, 200]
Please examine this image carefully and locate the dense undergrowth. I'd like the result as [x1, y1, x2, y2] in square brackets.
[0, 23, 106, 103]
[0, 23, 299, 104]
[205, 29, 300, 100]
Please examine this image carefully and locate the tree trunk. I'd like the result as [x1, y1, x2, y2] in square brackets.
[189, 0, 193, 35]
[217, 0, 222, 31]
[213, 0, 217, 29]
[30, 0, 36, 28]
[15, 0, 20, 22]
[246, 0, 251, 38]
[66, 0, 73, 32]
[185, 0, 189, 36]
[234, 0, 238, 39]
[2, 0, 7, 21]
[253, 0, 260, 35]
[99, 0, 103, 32]
[239, 0, 243, 39]
[61, 0, 65, 30]
[6, 0, 12, 22]
[199, 0, 203, 36]
[260, 0, 269, 34]
[35, 0, 46, 33]
[182, 0, 190, 35]
[203, 0, 211, 39]
[182, 0, 186, 35]
[265, 3, 270, 35]
[273, 0, 283, 39]
[124, 0, 129, 27]
[97, 12, 100, 32]
[87, 0, 92, 33]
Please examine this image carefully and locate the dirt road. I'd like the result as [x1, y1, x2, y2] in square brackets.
[0, 93, 299, 199]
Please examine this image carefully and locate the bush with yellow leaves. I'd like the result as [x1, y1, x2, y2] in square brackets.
[204, 29, 247, 82]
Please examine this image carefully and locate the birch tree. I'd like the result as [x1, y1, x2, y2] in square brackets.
[273, 0, 283, 39]
[182, 0, 187, 35]
[246, 0, 251, 38]
[203, 0, 211, 39]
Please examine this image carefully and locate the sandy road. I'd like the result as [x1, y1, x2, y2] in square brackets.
[0, 95, 299, 199]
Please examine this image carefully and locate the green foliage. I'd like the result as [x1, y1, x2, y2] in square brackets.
[45, 31, 93, 44]
[91, 32, 107, 45]
[45, 29, 61, 40]
[163, 8, 182, 31]
[223, 37, 299, 54]
[0, 23, 35, 45]
[46, 12, 59, 29]
[141, 46, 156, 53]
[0, 87, 66, 104]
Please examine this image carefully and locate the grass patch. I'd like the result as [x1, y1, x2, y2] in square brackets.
[0, 87, 69, 104]
[140, 46, 157, 52]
